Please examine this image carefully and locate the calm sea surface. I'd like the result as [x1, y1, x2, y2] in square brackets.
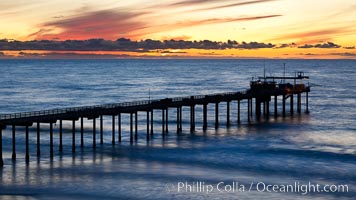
[0, 59, 355, 199]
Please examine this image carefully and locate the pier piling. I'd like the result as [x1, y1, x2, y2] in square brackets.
[266, 101, 270, 119]
[176, 108, 180, 133]
[250, 98, 253, 117]
[72, 120, 75, 153]
[297, 93, 301, 113]
[12, 125, 16, 160]
[25, 126, 29, 163]
[80, 117, 84, 148]
[50, 123, 54, 158]
[247, 99, 251, 122]
[118, 113, 122, 142]
[150, 111, 153, 135]
[161, 110, 165, 135]
[59, 120, 62, 152]
[179, 107, 182, 131]
[112, 115, 115, 144]
[38, 122, 41, 155]
[227, 101, 230, 127]
[165, 109, 168, 133]
[93, 118, 96, 149]
[135, 112, 138, 140]
[190, 105, 195, 132]
[274, 95, 278, 118]
[147, 111, 150, 141]
[215, 103, 219, 128]
[0, 129, 3, 167]
[100, 115, 103, 144]
[237, 100, 241, 124]
[203, 104, 207, 130]
[290, 94, 294, 115]
[130, 113, 134, 143]
[306, 92, 309, 113]
[282, 95, 286, 117]
[255, 99, 261, 121]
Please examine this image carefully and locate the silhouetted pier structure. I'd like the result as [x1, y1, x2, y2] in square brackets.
[0, 72, 310, 166]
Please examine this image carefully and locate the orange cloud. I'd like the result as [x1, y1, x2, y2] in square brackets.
[28, 6, 281, 41]
[28, 9, 147, 40]
[161, 35, 191, 41]
[272, 27, 356, 44]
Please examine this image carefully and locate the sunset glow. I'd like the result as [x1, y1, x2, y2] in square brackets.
[1, 0, 355, 58]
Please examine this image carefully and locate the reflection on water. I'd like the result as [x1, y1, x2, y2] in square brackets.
[1, 118, 355, 199]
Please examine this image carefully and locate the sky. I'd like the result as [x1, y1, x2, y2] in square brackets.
[0, 0, 356, 58]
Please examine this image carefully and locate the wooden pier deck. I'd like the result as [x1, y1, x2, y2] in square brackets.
[0, 72, 311, 166]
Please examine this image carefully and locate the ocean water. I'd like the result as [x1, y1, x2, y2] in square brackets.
[0, 59, 355, 199]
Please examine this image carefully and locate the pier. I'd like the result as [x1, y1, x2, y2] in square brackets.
[0, 72, 310, 166]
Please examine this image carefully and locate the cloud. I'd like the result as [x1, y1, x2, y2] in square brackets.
[198, 52, 222, 56]
[26, 2, 281, 41]
[343, 46, 355, 49]
[298, 44, 314, 48]
[276, 43, 296, 48]
[160, 50, 187, 54]
[7, 51, 133, 59]
[29, 9, 147, 40]
[272, 27, 355, 43]
[195, 0, 277, 11]
[300, 53, 318, 56]
[236, 41, 275, 49]
[0, 38, 277, 51]
[140, 15, 282, 36]
[27, 28, 54, 38]
[1, 38, 348, 52]
[298, 42, 341, 48]
[0, 1, 41, 17]
[176, 15, 282, 28]
[314, 42, 341, 48]
[161, 35, 191, 41]
[170, 0, 222, 7]
[52, 15, 64, 19]
[288, 29, 342, 39]
[170, 0, 276, 9]
[297, 52, 356, 58]
[330, 52, 356, 57]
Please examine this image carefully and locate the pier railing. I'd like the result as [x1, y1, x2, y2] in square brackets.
[0, 83, 310, 123]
